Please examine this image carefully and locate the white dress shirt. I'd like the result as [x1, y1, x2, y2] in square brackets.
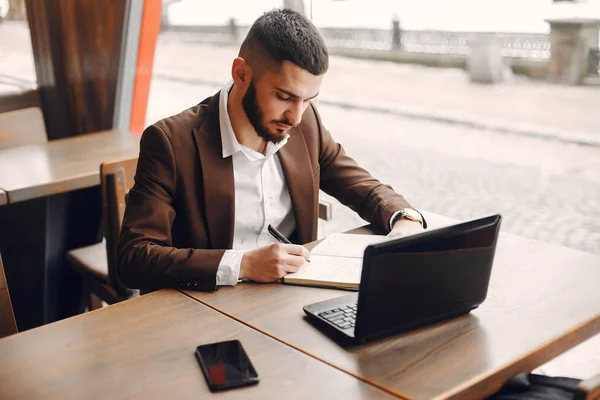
[216, 81, 296, 286]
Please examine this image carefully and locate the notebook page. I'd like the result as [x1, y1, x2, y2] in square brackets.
[310, 233, 386, 258]
[283, 255, 362, 286]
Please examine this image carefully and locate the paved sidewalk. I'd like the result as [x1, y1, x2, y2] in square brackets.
[153, 30, 600, 145]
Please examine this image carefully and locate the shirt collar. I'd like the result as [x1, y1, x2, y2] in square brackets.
[218, 80, 290, 160]
[219, 80, 241, 159]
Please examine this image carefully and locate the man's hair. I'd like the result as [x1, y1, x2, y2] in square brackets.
[240, 9, 329, 75]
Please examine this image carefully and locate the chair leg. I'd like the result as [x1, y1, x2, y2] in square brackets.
[89, 292, 103, 311]
[80, 287, 102, 312]
[78, 287, 90, 313]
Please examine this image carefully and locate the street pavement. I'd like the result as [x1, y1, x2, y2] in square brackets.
[154, 30, 600, 142]
[2, 22, 599, 379]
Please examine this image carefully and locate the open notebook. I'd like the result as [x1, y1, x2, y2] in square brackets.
[282, 233, 386, 290]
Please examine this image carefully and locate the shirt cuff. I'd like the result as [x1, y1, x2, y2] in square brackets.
[216, 249, 244, 286]
[389, 209, 427, 230]
[389, 210, 404, 231]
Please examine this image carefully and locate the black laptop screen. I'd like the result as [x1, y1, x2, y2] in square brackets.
[354, 215, 501, 341]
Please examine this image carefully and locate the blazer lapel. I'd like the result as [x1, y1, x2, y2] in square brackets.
[192, 92, 235, 249]
[278, 125, 316, 244]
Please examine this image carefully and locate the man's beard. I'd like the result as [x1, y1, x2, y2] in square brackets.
[242, 82, 293, 144]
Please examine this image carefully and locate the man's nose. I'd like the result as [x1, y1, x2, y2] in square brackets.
[286, 101, 304, 127]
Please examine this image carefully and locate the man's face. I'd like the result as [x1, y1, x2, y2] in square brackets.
[242, 61, 323, 144]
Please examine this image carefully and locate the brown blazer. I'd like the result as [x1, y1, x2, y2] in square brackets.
[118, 92, 413, 292]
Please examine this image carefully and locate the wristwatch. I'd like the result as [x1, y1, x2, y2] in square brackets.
[394, 208, 425, 227]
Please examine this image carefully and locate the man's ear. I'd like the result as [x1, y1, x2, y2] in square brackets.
[231, 57, 253, 87]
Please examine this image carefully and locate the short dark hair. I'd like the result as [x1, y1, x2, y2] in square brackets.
[240, 9, 329, 75]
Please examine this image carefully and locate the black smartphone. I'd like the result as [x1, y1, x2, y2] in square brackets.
[195, 340, 259, 392]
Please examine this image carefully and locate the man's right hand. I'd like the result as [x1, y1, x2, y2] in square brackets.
[239, 243, 310, 282]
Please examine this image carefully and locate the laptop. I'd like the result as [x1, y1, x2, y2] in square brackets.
[303, 214, 501, 344]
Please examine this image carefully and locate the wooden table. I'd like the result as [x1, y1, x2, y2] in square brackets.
[0, 130, 140, 329]
[0, 290, 396, 400]
[0, 130, 139, 203]
[185, 213, 600, 399]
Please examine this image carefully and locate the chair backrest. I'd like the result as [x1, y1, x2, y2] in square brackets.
[0, 254, 18, 338]
[0, 107, 48, 149]
[100, 157, 138, 296]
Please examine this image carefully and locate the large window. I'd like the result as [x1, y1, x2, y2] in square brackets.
[0, 1, 36, 105]
[148, 0, 599, 251]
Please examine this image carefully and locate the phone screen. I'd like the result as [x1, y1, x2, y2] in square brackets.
[195, 340, 259, 391]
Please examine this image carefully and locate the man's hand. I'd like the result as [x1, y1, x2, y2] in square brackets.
[388, 218, 425, 238]
[239, 243, 311, 282]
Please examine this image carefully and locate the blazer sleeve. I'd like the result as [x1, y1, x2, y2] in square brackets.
[117, 125, 222, 292]
[312, 104, 416, 233]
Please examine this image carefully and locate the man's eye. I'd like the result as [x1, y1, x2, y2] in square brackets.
[276, 93, 290, 101]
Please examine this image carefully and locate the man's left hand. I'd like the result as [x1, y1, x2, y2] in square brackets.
[387, 218, 425, 238]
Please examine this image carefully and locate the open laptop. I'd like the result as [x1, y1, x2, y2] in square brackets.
[303, 214, 501, 344]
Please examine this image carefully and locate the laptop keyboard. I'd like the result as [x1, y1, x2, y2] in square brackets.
[319, 302, 357, 329]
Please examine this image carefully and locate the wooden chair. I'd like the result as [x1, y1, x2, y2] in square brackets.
[68, 157, 139, 310]
[0, 253, 18, 338]
[0, 107, 47, 149]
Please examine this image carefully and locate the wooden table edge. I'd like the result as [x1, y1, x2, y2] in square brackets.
[444, 313, 600, 399]
[44, 129, 136, 144]
[178, 290, 413, 400]
[2, 173, 98, 204]
[0, 130, 140, 204]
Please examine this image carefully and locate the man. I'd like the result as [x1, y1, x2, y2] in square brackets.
[118, 9, 426, 292]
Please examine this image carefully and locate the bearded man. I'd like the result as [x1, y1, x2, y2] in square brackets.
[118, 9, 426, 292]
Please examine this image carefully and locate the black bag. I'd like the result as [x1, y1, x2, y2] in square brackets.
[489, 373, 582, 400]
